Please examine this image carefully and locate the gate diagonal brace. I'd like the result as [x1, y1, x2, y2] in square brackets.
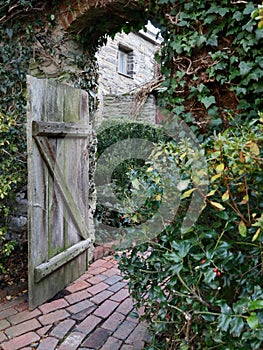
[33, 133, 89, 241]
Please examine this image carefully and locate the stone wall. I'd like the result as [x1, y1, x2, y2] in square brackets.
[100, 94, 157, 124]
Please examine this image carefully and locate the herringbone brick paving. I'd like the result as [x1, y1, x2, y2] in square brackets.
[0, 256, 149, 350]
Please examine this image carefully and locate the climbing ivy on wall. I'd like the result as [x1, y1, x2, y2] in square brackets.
[144, 0, 263, 137]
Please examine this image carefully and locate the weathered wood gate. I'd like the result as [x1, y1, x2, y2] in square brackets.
[27, 76, 92, 309]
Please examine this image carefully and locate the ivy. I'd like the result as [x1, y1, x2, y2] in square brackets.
[142, 0, 263, 136]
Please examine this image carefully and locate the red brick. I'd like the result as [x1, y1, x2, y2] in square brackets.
[88, 266, 107, 275]
[94, 300, 119, 319]
[60, 3, 69, 11]
[126, 322, 149, 344]
[0, 298, 25, 312]
[102, 312, 125, 331]
[0, 331, 8, 343]
[113, 320, 137, 340]
[87, 274, 107, 285]
[104, 275, 123, 286]
[71, 305, 96, 321]
[59, 16, 70, 30]
[82, 328, 111, 349]
[57, 331, 86, 350]
[90, 258, 107, 268]
[5, 318, 41, 339]
[39, 309, 70, 326]
[102, 268, 121, 277]
[116, 298, 134, 315]
[87, 282, 109, 296]
[93, 246, 104, 260]
[110, 288, 129, 302]
[50, 319, 76, 339]
[7, 308, 41, 325]
[14, 302, 28, 312]
[76, 314, 101, 334]
[103, 260, 117, 269]
[39, 298, 69, 314]
[37, 336, 59, 350]
[0, 308, 17, 320]
[90, 290, 114, 305]
[0, 319, 10, 330]
[65, 290, 91, 304]
[69, 9, 75, 22]
[102, 243, 115, 256]
[120, 345, 133, 350]
[1, 331, 40, 350]
[101, 336, 122, 350]
[65, 280, 90, 294]
[67, 300, 94, 314]
[108, 281, 127, 293]
[36, 324, 53, 336]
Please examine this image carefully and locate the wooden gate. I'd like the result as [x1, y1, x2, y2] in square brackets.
[27, 76, 92, 309]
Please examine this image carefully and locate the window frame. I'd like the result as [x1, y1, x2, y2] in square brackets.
[117, 44, 134, 78]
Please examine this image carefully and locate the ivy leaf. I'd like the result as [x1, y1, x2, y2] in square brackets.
[239, 61, 254, 75]
[238, 220, 247, 237]
[200, 96, 216, 109]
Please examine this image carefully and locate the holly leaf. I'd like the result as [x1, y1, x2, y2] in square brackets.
[247, 313, 259, 330]
[248, 300, 263, 311]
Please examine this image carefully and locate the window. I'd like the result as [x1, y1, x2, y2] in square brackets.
[118, 45, 134, 78]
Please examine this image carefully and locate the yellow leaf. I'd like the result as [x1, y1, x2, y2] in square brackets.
[146, 167, 153, 172]
[216, 163, 225, 173]
[222, 190, 229, 202]
[239, 194, 249, 205]
[180, 152, 187, 160]
[211, 173, 222, 183]
[207, 189, 217, 197]
[181, 188, 196, 199]
[210, 201, 225, 210]
[238, 220, 247, 237]
[252, 228, 261, 242]
[246, 141, 260, 156]
[155, 194, 162, 201]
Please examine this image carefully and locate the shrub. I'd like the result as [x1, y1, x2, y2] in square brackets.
[118, 117, 263, 349]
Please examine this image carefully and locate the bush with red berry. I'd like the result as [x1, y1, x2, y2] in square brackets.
[118, 118, 263, 349]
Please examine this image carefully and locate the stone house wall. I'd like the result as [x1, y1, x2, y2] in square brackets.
[95, 25, 161, 125]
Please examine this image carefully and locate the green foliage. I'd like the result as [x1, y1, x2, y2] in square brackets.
[144, 0, 263, 136]
[95, 119, 169, 237]
[118, 118, 263, 349]
[0, 7, 33, 262]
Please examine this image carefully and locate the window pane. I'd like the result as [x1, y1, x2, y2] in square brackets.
[118, 50, 127, 74]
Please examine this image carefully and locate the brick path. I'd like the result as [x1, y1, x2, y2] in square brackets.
[0, 256, 149, 350]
